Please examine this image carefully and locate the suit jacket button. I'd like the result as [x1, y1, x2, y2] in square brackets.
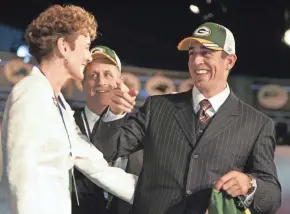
[192, 154, 199, 159]
[186, 190, 192, 195]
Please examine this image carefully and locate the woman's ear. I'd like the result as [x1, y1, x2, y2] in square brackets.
[56, 37, 69, 58]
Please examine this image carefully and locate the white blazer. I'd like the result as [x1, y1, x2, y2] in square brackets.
[0, 67, 137, 214]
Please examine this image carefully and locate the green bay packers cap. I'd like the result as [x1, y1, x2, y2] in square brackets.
[90, 45, 122, 71]
[177, 22, 235, 55]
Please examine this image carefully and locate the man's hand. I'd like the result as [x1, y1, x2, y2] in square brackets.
[110, 79, 138, 115]
[214, 171, 251, 197]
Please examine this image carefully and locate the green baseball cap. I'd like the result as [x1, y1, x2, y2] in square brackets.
[177, 22, 235, 55]
[90, 45, 121, 71]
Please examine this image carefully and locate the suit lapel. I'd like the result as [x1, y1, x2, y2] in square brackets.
[195, 92, 240, 151]
[174, 90, 197, 147]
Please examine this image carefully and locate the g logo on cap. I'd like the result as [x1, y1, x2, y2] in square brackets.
[193, 26, 211, 36]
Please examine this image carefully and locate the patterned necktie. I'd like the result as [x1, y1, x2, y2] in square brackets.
[197, 99, 212, 125]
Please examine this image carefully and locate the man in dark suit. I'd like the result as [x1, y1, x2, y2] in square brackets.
[92, 22, 281, 214]
[71, 45, 141, 214]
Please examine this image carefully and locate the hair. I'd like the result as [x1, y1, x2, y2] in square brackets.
[221, 51, 228, 59]
[25, 4, 97, 63]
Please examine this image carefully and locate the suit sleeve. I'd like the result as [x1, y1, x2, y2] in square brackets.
[4, 86, 71, 214]
[73, 123, 138, 204]
[248, 118, 282, 214]
[0, 120, 2, 182]
[0, 132, 2, 183]
[91, 97, 151, 160]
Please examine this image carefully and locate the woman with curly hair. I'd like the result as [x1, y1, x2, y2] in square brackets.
[0, 4, 137, 214]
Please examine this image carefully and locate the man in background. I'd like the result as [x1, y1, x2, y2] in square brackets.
[72, 45, 141, 214]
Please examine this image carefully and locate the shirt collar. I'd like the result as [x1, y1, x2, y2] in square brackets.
[84, 106, 100, 123]
[192, 84, 230, 113]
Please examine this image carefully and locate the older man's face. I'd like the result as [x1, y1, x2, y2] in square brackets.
[83, 59, 120, 106]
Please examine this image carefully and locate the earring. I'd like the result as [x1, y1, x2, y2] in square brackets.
[64, 57, 68, 64]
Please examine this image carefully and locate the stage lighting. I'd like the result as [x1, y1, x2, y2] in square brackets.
[283, 28, 290, 47]
[16, 44, 31, 63]
[283, 9, 290, 47]
[11, 40, 32, 63]
[16, 44, 30, 58]
[189, 5, 200, 14]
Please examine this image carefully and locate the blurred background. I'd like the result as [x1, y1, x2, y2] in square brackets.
[0, 0, 290, 213]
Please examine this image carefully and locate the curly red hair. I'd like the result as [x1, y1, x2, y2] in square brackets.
[25, 4, 97, 63]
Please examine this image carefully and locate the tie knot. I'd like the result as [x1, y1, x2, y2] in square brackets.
[200, 99, 211, 111]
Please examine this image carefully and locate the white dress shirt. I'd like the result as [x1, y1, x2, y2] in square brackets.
[192, 84, 230, 116]
[81, 106, 100, 137]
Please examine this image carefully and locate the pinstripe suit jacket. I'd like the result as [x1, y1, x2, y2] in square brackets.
[92, 89, 281, 214]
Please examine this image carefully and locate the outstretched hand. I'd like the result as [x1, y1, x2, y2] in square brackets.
[110, 79, 138, 115]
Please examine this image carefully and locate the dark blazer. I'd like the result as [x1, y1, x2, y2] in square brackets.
[92, 90, 281, 214]
[72, 108, 143, 214]
[111, 150, 143, 214]
[71, 108, 108, 214]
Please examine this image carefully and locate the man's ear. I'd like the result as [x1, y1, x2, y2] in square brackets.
[226, 54, 237, 70]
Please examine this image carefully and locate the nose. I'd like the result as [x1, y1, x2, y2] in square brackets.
[97, 74, 105, 85]
[191, 53, 204, 65]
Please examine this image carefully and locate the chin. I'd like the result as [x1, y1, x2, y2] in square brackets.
[194, 81, 209, 90]
[73, 72, 84, 81]
[77, 73, 84, 81]
[98, 97, 110, 106]
[68, 69, 83, 81]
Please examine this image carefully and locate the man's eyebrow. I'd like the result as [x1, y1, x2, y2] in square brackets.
[90, 71, 99, 75]
[104, 69, 113, 74]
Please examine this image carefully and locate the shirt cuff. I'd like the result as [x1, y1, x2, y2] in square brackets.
[242, 177, 257, 207]
[102, 108, 126, 122]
